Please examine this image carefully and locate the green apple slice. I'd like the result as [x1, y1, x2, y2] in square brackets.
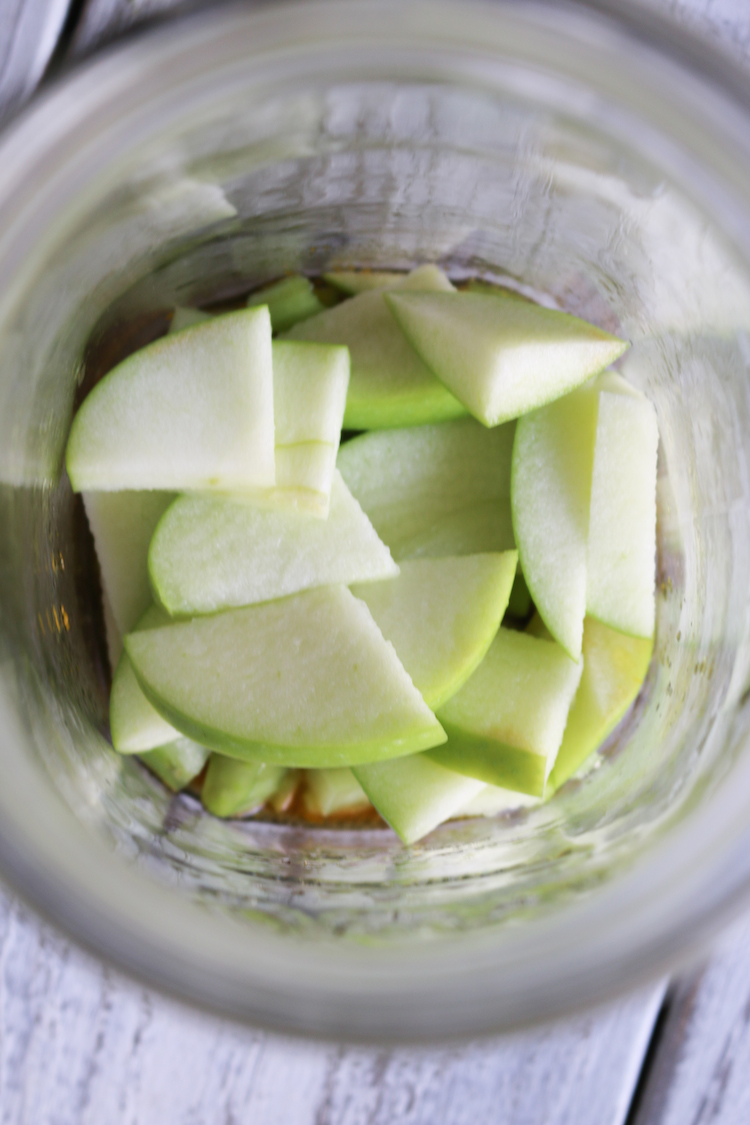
[386, 290, 628, 426]
[337, 417, 515, 559]
[202, 756, 288, 817]
[67, 308, 275, 492]
[428, 627, 582, 795]
[246, 275, 323, 333]
[353, 754, 485, 844]
[322, 270, 406, 295]
[110, 605, 179, 752]
[169, 314, 349, 447]
[456, 783, 539, 817]
[139, 739, 210, 792]
[271, 340, 349, 446]
[168, 316, 348, 511]
[284, 265, 466, 428]
[268, 770, 301, 813]
[169, 306, 210, 333]
[125, 584, 446, 768]
[303, 768, 371, 817]
[351, 552, 517, 709]
[393, 501, 516, 560]
[462, 279, 533, 302]
[83, 490, 174, 636]
[546, 618, 653, 795]
[274, 443, 337, 500]
[149, 470, 397, 616]
[586, 391, 659, 638]
[511, 385, 599, 659]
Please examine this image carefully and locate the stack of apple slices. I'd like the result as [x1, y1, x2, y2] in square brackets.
[66, 267, 657, 845]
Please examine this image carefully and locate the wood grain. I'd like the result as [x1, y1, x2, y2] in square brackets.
[633, 914, 750, 1125]
[0, 0, 70, 116]
[0, 891, 664, 1125]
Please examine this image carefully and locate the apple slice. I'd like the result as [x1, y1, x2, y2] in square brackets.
[83, 490, 174, 636]
[386, 290, 628, 426]
[351, 552, 517, 709]
[322, 270, 405, 295]
[337, 417, 515, 559]
[168, 316, 349, 448]
[546, 618, 653, 795]
[586, 391, 659, 638]
[246, 275, 323, 333]
[202, 756, 288, 817]
[139, 739, 210, 792]
[169, 306, 210, 333]
[271, 340, 349, 447]
[168, 315, 348, 512]
[268, 339, 349, 511]
[274, 443, 337, 499]
[149, 470, 397, 616]
[284, 265, 466, 429]
[353, 754, 485, 844]
[456, 783, 539, 817]
[303, 768, 371, 817]
[125, 584, 446, 768]
[428, 627, 582, 795]
[511, 384, 599, 660]
[268, 770, 301, 813]
[67, 308, 275, 492]
[110, 605, 180, 752]
[462, 279, 533, 302]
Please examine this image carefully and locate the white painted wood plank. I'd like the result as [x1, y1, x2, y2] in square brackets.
[633, 913, 750, 1125]
[0, 0, 70, 116]
[0, 888, 664, 1125]
[71, 0, 191, 56]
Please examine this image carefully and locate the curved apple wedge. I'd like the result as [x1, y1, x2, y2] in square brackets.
[110, 605, 179, 753]
[337, 417, 515, 560]
[285, 265, 466, 429]
[429, 627, 582, 796]
[246, 275, 323, 333]
[149, 471, 397, 617]
[353, 754, 485, 845]
[201, 756, 288, 818]
[322, 270, 406, 295]
[386, 290, 628, 426]
[83, 489, 174, 637]
[511, 385, 600, 660]
[67, 308, 275, 492]
[586, 391, 659, 638]
[545, 618, 653, 795]
[351, 552, 517, 710]
[170, 315, 349, 512]
[139, 739, 210, 793]
[303, 768, 371, 817]
[125, 585, 446, 768]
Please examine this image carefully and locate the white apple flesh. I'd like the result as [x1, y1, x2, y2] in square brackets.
[125, 585, 446, 768]
[148, 471, 397, 617]
[386, 290, 628, 426]
[67, 308, 275, 492]
[351, 552, 517, 709]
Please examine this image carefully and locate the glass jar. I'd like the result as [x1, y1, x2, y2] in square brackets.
[1, 0, 750, 1040]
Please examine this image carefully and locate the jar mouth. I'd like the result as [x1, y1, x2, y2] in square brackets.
[2, 0, 750, 1041]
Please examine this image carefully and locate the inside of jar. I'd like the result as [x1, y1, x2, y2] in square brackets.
[2, 73, 750, 945]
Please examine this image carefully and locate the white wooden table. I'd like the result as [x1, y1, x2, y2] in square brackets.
[3, 1, 750, 1122]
